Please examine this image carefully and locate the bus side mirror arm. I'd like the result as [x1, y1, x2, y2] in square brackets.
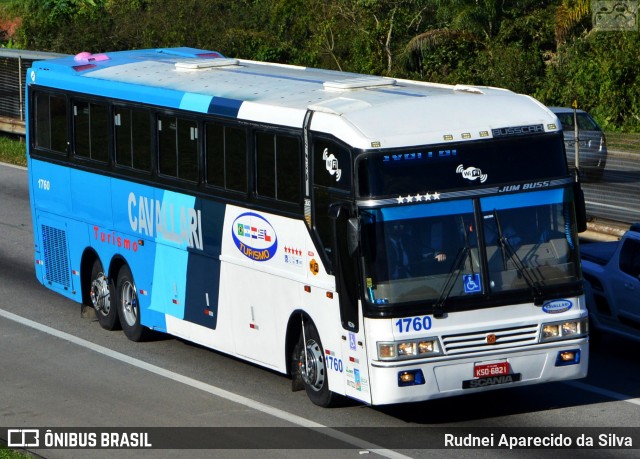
[328, 203, 360, 332]
[347, 217, 360, 256]
[572, 181, 587, 233]
[329, 204, 360, 256]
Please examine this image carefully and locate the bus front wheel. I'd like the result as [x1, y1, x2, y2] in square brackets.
[293, 320, 340, 407]
[90, 259, 119, 330]
[116, 265, 148, 342]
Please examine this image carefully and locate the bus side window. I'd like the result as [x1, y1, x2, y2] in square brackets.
[114, 107, 151, 172]
[313, 186, 333, 264]
[205, 122, 247, 193]
[312, 139, 352, 268]
[34, 92, 68, 154]
[255, 132, 301, 204]
[158, 115, 198, 182]
[73, 100, 108, 163]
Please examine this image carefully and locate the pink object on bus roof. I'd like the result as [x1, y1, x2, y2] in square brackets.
[74, 52, 109, 63]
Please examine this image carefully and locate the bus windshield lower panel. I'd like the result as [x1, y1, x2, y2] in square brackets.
[360, 188, 580, 309]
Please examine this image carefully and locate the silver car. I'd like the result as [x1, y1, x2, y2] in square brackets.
[550, 107, 608, 180]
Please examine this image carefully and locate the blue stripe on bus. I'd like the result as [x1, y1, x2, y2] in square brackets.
[157, 48, 223, 58]
[207, 97, 242, 118]
[381, 199, 474, 221]
[33, 72, 185, 109]
[480, 188, 564, 210]
[229, 68, 325, 85]
[180, 92, 243, 117]
[180, 93, 214, 113]
[373, 88, 427, 98]
[183, 198, 226, 329]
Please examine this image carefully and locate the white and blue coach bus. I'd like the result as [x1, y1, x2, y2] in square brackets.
[26, 48, 589, 406]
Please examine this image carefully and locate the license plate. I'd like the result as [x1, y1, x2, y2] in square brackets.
[474, 361, 510, 378]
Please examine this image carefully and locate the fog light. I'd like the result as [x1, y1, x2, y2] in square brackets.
[399, 372, 414, 383]
[398, 369, 425, 387]
[555, 349, 580, 366]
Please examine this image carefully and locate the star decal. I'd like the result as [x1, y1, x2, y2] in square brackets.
[396, 191, 442, 204]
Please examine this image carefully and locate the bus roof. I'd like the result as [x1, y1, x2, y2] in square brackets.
[29, 47, 560, 149]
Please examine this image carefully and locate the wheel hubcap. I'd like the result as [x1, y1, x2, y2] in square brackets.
[299, 339, 325, 391]
[120, 281, 138, 327]
[90, 273, 110, 315]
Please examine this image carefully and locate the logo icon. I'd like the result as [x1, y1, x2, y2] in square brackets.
[463, 273, 482, 293]
[349, 332, 357, 351]
[322, 148, 342, 181]
[486, 334, 497, 345]
[457, 164, 487, 183]
[593, 1, 638, 31]
[231, 212, 278, 262]
[309, 258, 319, 275]
[8, 429, 40, 448]
[542, 299, 573, 314]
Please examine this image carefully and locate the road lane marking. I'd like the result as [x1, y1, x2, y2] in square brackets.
[0, 307, 411, 459]
[585, 200, 640, 214]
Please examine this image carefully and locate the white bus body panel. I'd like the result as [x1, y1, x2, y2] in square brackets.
[364, 297, 589, 405]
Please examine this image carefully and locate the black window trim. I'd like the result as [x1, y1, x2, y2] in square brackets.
[27, 87, 310, 219]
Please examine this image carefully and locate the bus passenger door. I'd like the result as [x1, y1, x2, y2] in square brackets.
[332, 204, 372, 403]
[340, 319, 372, 403]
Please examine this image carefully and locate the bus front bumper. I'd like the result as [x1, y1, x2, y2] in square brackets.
[368, 339, 589, 405]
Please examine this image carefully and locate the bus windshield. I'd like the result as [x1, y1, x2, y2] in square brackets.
[360, 188, 580, 308]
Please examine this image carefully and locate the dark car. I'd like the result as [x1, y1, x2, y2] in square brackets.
[550, 107, 608, 180]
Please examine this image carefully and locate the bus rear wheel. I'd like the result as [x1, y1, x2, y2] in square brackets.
[293, 320, 340, 407]
[116, 265, 148, 342]
[90, 259, 119, 330]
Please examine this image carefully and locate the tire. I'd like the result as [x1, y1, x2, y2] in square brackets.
[293, 319, 341, 407]
[115, 265, 148, 342]
[89, 259, 120, 330]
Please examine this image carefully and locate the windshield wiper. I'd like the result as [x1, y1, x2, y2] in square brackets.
[493, 210, 545, 305]
[434, 217, 474, 318]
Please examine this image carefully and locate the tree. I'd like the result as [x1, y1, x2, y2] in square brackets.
[12, 0, 111, 52]
[555, 0, 591, 44]
[536, 31, 640, 132]
[401, 1, 554, 93]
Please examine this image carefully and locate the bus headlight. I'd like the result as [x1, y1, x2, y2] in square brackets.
[377, 338, 441, 361]
[540, 318, 588, 342]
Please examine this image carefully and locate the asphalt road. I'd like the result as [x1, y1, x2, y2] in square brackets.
[1, 163, 639, 459]
[582, 150, 640, 224]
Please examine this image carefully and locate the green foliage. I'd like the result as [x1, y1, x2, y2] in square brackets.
[11, 0, 111, 52]
[537, 31, 640, 132]
[0, 134, 26, 167]
[5, 0, 638, 131]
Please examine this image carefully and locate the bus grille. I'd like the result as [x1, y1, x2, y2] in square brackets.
[42, 225, 71, 288]
[441, 324, 539, 355]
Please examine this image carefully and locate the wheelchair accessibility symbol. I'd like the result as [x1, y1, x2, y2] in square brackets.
[463, 273, 481, 293]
